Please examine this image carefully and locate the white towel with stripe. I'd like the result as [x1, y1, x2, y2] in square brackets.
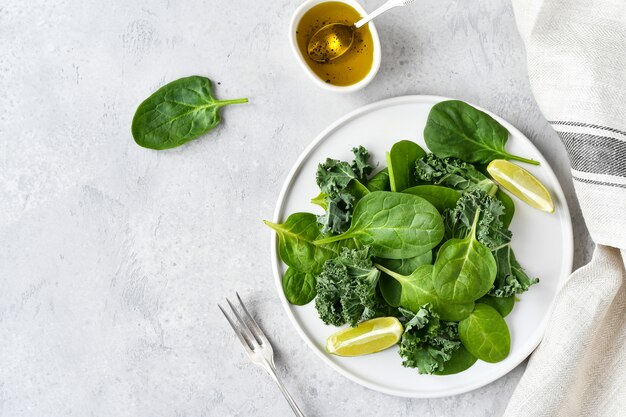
[505, 0, 625, 416]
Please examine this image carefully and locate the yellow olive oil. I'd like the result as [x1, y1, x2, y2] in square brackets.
[296, 2, 374, 86]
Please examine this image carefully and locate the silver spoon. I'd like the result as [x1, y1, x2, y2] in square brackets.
[307, 0, 416, 62]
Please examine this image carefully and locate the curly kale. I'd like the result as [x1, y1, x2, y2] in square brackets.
[443, 190, 538, 297]
[315, 146, 373, 234]
[315, 246, 390, 327]
[491, 245, 539, 297]
[398, 306, 460, 374]
[415, 153, 497, 194]
[443, 190, 511, 248]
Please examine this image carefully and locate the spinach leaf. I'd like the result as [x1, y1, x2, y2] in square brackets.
[415, 154, 498, 195]
[443, 191, 537, 298]
[376, 251, 432, 276]
[477, 294, 515, 317]
[315, 147, 374, 234]
[403, 185, 461, 213]
[398, 306, 461, 374]
[433, 346, 477, 375]
[310, 192, 329, 210]
[314, 192, 444, 260]
[132, 76, 247, 150]
[378, 273, 402, 307]
[386, 140, 426, 192]
[376, 264, 474, 322]
[459, 303, 511, 363]
[365, 168, 390, 192]
[263, 213, 335, 272]
[490, 245, 539, 297]
[315, 246, 390, 327]
[496, 189, 515, 228]
[282, 268, 316, 305]
[433, 208, 497, 304]
[424, 100, 539, 165]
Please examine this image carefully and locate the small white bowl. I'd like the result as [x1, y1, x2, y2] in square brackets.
[289, 0, 382, 93]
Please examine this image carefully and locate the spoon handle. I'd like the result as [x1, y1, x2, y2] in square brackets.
[354, 0, 416, 29]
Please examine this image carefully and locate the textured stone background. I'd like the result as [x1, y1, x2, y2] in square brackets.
[0, 0, 593, 416]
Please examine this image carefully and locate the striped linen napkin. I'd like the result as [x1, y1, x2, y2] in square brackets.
[504, 0, 625, 416]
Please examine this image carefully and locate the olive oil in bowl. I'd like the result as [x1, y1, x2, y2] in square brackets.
[295, 1, 375, 87]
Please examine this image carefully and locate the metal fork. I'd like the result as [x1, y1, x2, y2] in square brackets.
[219, 293, 306, 417]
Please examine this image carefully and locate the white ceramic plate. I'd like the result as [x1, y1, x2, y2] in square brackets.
[270, 95, 573, 398]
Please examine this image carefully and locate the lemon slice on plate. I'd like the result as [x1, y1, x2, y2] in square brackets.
[487, 159, 555, 213]
[326, 317, 403, 357]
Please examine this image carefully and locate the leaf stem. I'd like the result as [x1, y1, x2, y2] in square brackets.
[504, 153, 540, 166]
[216, 97, 249, 106]
[314, 234, 350, 246]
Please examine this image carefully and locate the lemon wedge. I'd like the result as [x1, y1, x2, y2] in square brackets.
[487, 159, 555, 213]
[326, 317, 403, 357]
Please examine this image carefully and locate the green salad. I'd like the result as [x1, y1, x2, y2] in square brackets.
[265, 100, 541, 375]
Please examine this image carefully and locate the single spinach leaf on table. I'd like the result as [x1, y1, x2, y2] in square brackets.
[403, 185, 461, 213]
[424, 100, 539, 165]
[386, 140, 426, 192]
[365, 168, 390, 192]
[376, 264, 474, 322]
[282, 267, 317, 305]
[433, 208, 497, 304]
[459, 303, 511, 363]
[477, 294, 515, 317]
[433, 346, 477, 375]
[314, 192, 444, 260]
[132, 76, 247, 150]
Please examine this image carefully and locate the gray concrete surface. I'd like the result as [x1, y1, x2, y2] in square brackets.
[0, 0, 593, 416]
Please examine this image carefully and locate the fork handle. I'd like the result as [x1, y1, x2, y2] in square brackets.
[265, 362, 306, 417]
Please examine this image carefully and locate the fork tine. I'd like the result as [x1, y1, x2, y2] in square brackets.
[226, 297, 260, 348]
[218, 303, 253, 352]
[236, 292, 270, 346]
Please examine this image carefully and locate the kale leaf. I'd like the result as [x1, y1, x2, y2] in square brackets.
[398, 306, 461, 374]
[491, 245, 539, 297]
[315, 246, 390, 327]
[415, 154, 498, 195]
[315, 146, 374, 234]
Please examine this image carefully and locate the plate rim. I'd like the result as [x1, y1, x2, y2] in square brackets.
[269, 95, 574, 398]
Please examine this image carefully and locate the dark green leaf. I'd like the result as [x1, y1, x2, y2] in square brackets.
[377, 264, 474, 322]
[315, 148, 373, 234]
[490, 245, 539, 297]
[477, 294, 515, 317]
[495, 189, 515, 228]
[459, 303, 511, 363]
[433, 346, 477, 375]
[415, 154, 498, 195]
[314, 192, 444, 260]
[403, 185, 461, 213]
[132, 76, 247, 150]
[315, 246, 388, 327]
[365, 168, 390, 192]
[424, 100, 538, 165]
[386, 140, 426, 192]
[282, 268, 316, 305]
[264, 213, 335, 272]
[398, 305, 461, 374]
[433, 209, 497, 303]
